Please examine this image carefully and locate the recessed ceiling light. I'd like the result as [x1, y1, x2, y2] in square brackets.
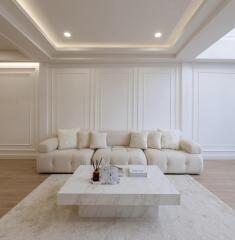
[154, 32, 162, 38]
[64, 32, 71, 38]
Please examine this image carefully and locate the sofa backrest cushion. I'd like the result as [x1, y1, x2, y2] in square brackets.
[157, 128, 181, 150]
[77, 131, 90, 149]
[90, 132, 107, 149]
[58, 128, 80, 149]
[147, 131, 162, 149]
[106, 130, 131, 146]
[129, 131, 148, 149]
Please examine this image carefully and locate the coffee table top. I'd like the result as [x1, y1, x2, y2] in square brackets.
[57, 165, 180, 206]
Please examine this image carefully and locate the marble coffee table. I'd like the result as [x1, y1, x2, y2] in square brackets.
[57, 165, 180, 218]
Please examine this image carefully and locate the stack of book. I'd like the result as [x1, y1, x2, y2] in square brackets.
[128, 166, 147, 177]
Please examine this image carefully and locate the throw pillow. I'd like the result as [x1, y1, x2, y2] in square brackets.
[129, 132, 148, 149]
[90, 132, 107, 149]
[58, 128, 79, 150]
[77, 131, 90, 149]
[158, 128, 181, 150]
[147, 131, 162, 149]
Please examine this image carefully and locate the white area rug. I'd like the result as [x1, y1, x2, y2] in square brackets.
[0, 175, 235, 240]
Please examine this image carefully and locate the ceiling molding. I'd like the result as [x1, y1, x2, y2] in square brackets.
[12, 0, 57, 49]
[0, 0, 232, 62]
[176, 0, 235, 60]
[0, 50, 29, 62]
[50, 55, 177, 64]
[167, 0, 205, 46]
[0, 1, 54, 60]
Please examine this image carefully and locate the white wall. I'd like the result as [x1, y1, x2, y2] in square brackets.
[0, 65, 38, 158]
[38, 64, 180, 140]
[1, 62, 235, 159]
[182, 63, 235, 159]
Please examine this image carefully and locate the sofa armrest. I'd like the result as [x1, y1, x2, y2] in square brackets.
[38, 138, 58, 153]
[180, 139, 201, 154]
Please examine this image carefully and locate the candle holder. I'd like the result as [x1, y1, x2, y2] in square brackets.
[92, 158, 103, 182]
[92, 169, 100, 181]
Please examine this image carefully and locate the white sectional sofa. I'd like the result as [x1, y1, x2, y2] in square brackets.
[37, 130, 203, 174]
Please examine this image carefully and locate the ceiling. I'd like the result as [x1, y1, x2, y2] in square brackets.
[0, 34, 27, 61]
[198, 28, 235, 59]
[0, 0, 234, 62]
[0, 35, 16, 50]
[15, 0, 202, 47]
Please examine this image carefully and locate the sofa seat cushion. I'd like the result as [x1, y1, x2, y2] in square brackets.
[92, 146, 147, 165]
[145, 149, 203, 174]
[37, 149, 94, 173]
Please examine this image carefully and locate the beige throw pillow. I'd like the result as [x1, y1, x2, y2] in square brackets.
[58, 128, 79, 150]
[90, 132, 107, 149]
[147, 131, 162, 149]
[158, 128, 181, 150]
[77, 131, 90, 149]
[129, 132, 148, 149]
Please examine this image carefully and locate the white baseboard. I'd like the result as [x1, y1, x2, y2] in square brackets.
[202, 152, 235, 160]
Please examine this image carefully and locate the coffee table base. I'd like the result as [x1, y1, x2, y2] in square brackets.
[78, 205, 159, 218]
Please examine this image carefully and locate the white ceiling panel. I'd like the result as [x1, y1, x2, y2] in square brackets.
[16, 0, 204, 47]
[0, 0, 233, 62]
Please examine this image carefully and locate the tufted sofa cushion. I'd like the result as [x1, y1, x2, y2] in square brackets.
[92, 146, 147, 165]
[37, 149, 94, 173]
[145, 149, 203, 174]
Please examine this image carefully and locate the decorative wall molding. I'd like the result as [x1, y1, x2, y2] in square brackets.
[48, 65, 179, 132]
[51, 68, 91, 134]
[94, 68, 135, 130]
[0, 67, 38, 158]
[2, 63, 235, 160]
[185, 63, 235, 158]
[137, 67, 179, 130]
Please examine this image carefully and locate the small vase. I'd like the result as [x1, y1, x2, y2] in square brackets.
[92, 169, 100, 182]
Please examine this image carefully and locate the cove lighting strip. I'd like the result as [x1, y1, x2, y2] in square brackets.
[0, 62, 39, 68]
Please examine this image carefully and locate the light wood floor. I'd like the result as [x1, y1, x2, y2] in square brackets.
[0, 159, 49, 217]
[193, 160, 235, 210]
[0, 159, 234, 218]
